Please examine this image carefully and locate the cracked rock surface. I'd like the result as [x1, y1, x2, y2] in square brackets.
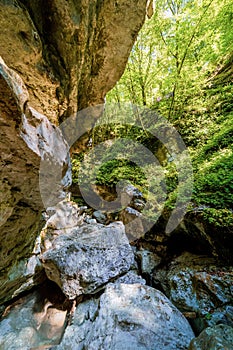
[1, 0, 148, 121]
[53, 283, 195, 350]
[41, 221, 136, 298]
[153, 252, 233, 334]
[188, 324, 233, 350]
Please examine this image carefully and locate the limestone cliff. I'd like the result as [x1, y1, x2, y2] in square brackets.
[0, 0, 148, 304]
[1, 0, 148, 123]
[0, 57, 71, 304]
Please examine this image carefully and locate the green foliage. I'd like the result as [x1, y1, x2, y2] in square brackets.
[71, 0, 233, 229]
[197, 117, 233, 158]
[71, 142, 148, 195]
[202, 208, 233, 227]
[204, 313, 212, 321]
[106, 0, 233, 227]
[71, 153, 84, 184]
[194, 149, 233, 208]
[164, 163, 178, 193]
[192, 111, 233, 209]
[95, 159, 147, 189]
[107, 0, 233, 120]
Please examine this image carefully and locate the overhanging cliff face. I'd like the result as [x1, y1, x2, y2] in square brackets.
[0, 0, 147, 304]
[0, 58, 71, 305]
[1, 0, 148, 122]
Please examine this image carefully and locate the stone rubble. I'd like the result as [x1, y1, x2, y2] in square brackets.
[52, 283, 195, 350]
[1, 187, 232, 349]
[152, 252, 233, 334]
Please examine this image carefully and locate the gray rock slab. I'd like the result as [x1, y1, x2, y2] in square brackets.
[153, 252, 233, 333]
[113, 270, 146, 285]
[93, 210, 108, 224]
[53, 283, 195, 350]
[188, 324, 233, 350]
[41, 222, 135, 299]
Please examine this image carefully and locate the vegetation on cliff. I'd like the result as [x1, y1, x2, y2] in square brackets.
[72, 0, 233, 228]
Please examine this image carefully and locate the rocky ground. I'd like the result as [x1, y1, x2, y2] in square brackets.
[0, 193, 232, 349]
[0, 2, 232, 348]
[0, 62, 232, 347]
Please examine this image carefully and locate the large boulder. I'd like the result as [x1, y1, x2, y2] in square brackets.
[144, 208, 233, 265]
[53, 283, 195, 350]
[188, 324, 233, 350]
[0, 272, 145, 350]
[171, 210, 233, 264]
[153, 252, 233, 333]
[0, 58, 71, 305]
[41, 222, 136, 298]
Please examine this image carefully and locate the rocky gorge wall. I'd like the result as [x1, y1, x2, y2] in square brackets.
[0, 0, 148, 305]
[1, 0, 148, 122]
[0, 1, 233, 349]
[0, 57, 71, 304]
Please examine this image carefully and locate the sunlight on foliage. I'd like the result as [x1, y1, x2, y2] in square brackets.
[72, 0, 233, 227]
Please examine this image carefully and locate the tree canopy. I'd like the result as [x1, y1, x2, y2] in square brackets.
[107, 0, 233, 119]
[72, 0, 233, 227]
